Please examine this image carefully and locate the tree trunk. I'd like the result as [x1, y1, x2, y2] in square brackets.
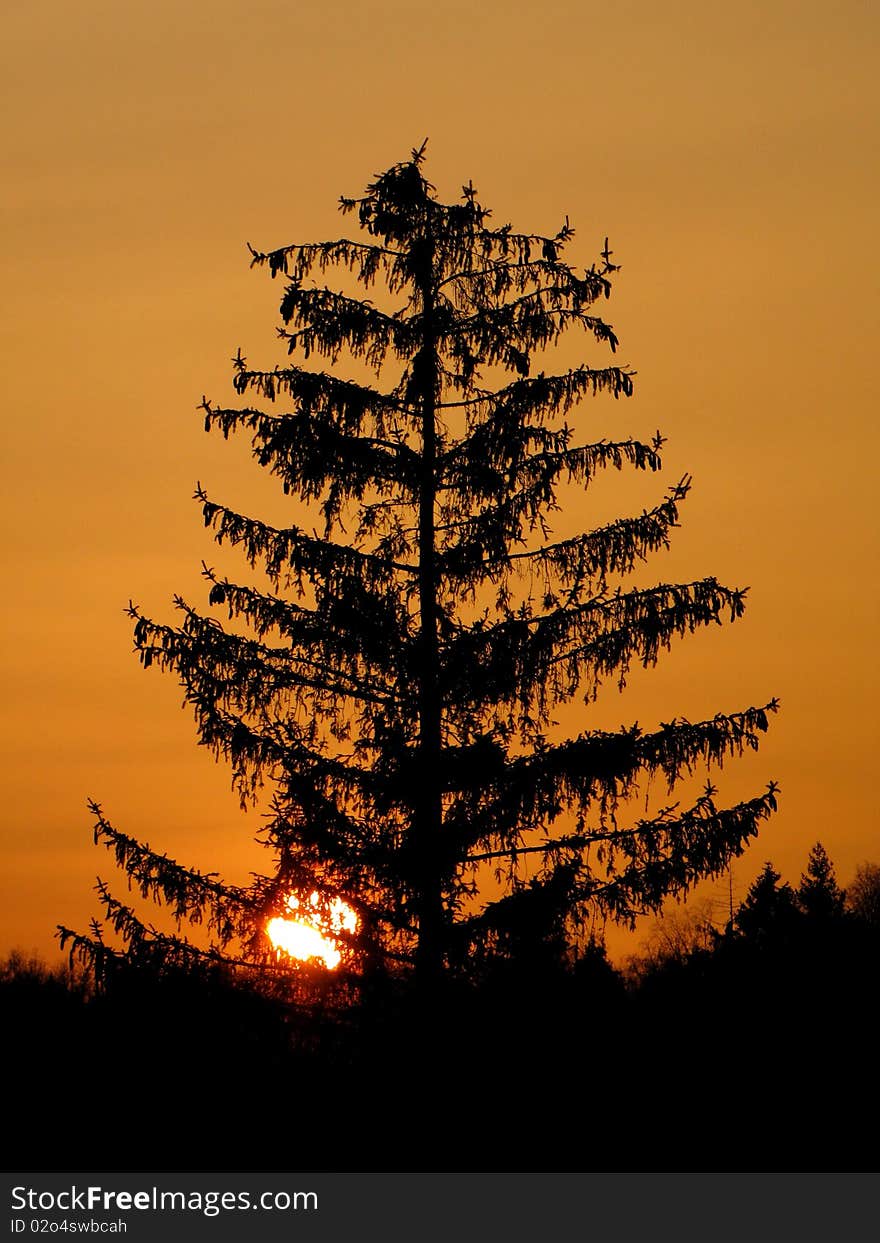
[414, 225, 444, 989]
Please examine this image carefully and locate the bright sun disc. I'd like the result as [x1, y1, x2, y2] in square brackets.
[266, 891, 358, 970]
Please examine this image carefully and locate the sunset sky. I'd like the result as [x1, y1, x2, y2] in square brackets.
[2, 0, 877, 963]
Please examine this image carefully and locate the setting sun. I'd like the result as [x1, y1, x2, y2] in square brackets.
[266, 892, 358, 970]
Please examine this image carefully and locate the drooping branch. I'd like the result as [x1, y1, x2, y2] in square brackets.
[588, 784, 780, 922]
[277, 285, 418, 369]
[194, 487, 416, 588]
[440, 483, 689, 597]
[443, 290, 623, 381]
[201, 401, 420, 513]
[436, 253, 611, 309]
[247, 236, 403, 285]
[455, 783, 779, 937]
[229, 355, 406, 431]
[199, 564, 415, 666]
[444, 702, 780, 854]
[88, 801, 251, 946]
[436, 443, 670, 574]
[441, 577, 749, 713]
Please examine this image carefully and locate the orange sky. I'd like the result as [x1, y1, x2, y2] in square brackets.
[2, 0, 878, 963]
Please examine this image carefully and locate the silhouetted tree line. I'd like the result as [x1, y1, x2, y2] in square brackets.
[4, 846, 878, 1172]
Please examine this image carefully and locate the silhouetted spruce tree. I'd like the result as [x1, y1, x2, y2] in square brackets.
[796, 842, 845, 922]
[733, 861, 799, 945]
[61, 144, 779, 992]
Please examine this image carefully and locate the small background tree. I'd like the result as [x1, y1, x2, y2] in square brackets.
[60, 144, 778, 998]
[846, 862, 880, 927]
[733, 861, 799, 946]
[797, 841, 845, 922]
